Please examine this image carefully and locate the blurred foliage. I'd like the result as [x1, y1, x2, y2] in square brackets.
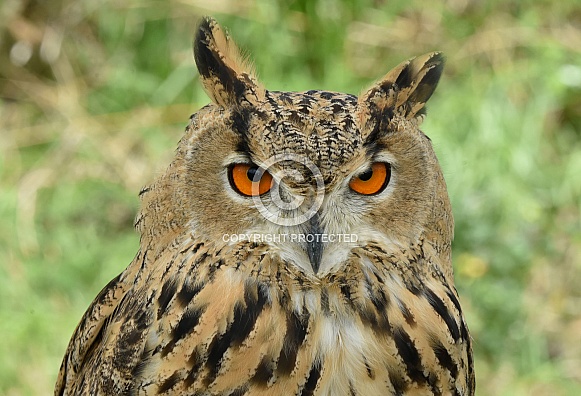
[1, 0, 581, 394]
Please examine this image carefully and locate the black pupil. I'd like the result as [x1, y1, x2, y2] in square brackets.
[358, 168, 373, 181]
[247, 166, 260, 182]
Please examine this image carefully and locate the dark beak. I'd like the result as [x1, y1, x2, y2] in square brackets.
[306, 213, 324, 273]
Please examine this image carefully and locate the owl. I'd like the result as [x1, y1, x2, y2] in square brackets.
[56, 17, 474, 396]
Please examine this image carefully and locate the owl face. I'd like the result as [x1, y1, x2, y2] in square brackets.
[169, 18, 452, 277]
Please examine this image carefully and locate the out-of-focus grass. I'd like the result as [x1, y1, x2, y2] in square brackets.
[1, 0, 580, 394]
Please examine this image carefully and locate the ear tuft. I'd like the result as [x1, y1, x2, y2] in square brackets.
[360, 52, 444, 122]
[193, 17, 263, 107]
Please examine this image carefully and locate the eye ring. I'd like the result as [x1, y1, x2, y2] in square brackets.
[228, 163, 274, 197]
[349, 162, 391, 195]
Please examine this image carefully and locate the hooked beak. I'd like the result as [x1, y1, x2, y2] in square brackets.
[305, 213, 324, 273]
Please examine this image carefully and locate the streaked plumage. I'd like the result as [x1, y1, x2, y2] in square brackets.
[56, 17, 474, 396]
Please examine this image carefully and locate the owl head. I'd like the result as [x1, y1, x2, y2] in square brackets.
[137, 17, 453, 279]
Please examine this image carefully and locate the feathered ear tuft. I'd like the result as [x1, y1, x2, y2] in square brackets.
[193, 17, 264, 107]
[359, 52, 444, 122]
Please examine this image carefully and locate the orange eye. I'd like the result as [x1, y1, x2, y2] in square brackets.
[349, 162, 391, 195]
[228, 163, 273, 197]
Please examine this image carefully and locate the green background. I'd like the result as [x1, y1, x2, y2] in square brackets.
[1, 0, 580, 394]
